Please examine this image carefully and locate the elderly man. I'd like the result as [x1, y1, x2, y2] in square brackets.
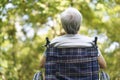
[40, 7, 106, 80]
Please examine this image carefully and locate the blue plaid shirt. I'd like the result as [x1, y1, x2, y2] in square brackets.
[45, 46, 99, 80]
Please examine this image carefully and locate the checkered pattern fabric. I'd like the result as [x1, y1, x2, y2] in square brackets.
[45, 46, 99, 80]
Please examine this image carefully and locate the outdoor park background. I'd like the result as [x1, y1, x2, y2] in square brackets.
[0, 0, 120, 80]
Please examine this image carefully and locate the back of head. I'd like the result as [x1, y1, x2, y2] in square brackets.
[60, 7, 82, 34]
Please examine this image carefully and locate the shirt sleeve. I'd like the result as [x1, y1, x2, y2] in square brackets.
[43, 52, 46, 57]
[97, 48, 101, 56]
[43, 49, 47, 57]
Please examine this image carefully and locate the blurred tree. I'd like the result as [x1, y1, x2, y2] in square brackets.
[0, 0, 120, 80]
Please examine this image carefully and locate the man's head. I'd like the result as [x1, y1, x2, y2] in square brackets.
[60, 7, 82, 34]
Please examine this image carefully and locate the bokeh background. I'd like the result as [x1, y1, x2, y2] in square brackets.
[0, 0, 120, 80]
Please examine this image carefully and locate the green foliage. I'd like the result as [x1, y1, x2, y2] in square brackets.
[0, 0, 120, 80]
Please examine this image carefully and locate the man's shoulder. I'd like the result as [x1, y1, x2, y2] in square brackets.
[50, 34, 95, 43]
[50, 35, 65, 44]
[78, 34, 94, 42]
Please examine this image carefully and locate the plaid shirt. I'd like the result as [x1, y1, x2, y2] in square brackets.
[45, 46, 99, 80]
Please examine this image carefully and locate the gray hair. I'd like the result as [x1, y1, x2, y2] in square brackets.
[60, 7, 82, 34]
